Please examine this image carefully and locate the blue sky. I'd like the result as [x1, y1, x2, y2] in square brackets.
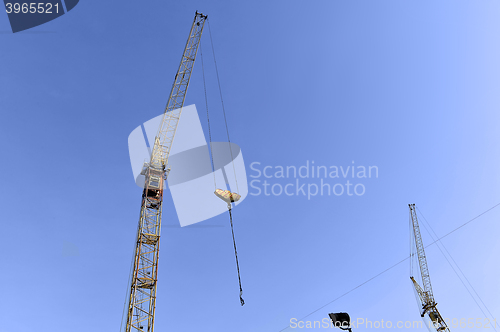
[1, 1, 499, 331]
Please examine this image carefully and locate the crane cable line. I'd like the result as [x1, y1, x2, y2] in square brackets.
[207, 19, 239, 194]
[416, 207, 498, 331]
[200, 21, 245, 306]
[278, 201, 500, 332]
[199, 43, 217, 190]
[229, 207, 245, 306]
[201, 19, 239, 192]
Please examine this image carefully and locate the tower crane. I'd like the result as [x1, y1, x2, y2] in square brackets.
[123, 12, 207, 332]
[409, 204, 450, 332]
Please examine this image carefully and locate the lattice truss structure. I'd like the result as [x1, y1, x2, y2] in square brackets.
[409, 204, 450, 332]
[150, 13, 207, 171]
[124, 12, 207, 332]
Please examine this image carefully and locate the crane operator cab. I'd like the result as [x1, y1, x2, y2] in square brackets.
[143, 168, 164, 200]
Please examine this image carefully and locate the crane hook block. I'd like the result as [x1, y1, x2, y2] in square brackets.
[215, 189, 241, 204]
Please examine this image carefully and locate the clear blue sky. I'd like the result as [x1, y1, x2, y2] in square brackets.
[0, 1, 499, 331]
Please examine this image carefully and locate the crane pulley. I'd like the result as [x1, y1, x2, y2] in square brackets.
[409, 204, 450, 332]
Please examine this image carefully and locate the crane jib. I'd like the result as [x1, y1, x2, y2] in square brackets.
[409, 204, 451, 332]
[123, 11, 207, 332]
[148, 12, 207, 174]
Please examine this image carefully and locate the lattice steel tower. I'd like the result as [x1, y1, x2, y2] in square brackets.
[123, 12, 207, 332]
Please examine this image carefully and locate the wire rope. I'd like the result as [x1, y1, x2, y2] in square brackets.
[229, 207, 245, 306]
[201, 27, 245, 305]
[200, 43, 217, 190]
[207, 19, 239, 193]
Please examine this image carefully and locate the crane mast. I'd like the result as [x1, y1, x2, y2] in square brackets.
[409, 204, 450, 332]
[124, 12, 207, 332]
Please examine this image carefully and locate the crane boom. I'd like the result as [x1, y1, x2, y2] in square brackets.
[409, 204, 450, 332]
[150, 12, 207, 171]
[124, 12, 207, 332]
[409, 204, 434, 304]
